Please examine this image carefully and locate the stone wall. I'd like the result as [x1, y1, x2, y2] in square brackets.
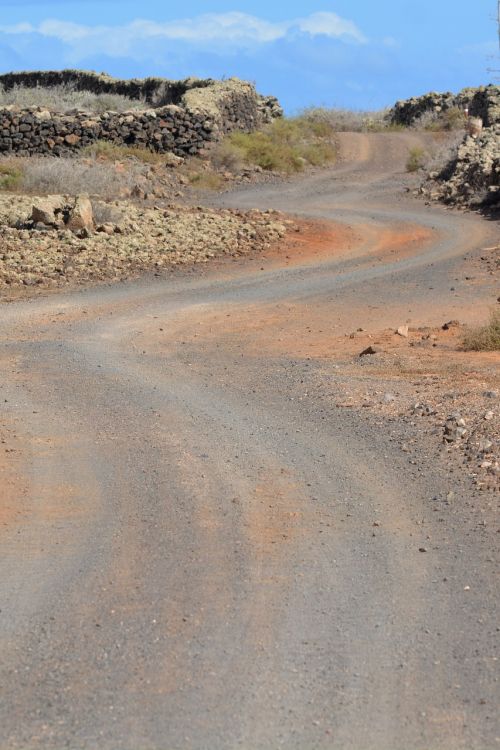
[0, 70, 211, 106]
[390, 85, 500, 127]
[0, 71, 283, 157]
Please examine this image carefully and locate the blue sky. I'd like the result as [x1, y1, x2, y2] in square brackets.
[0, 1, 497, 111]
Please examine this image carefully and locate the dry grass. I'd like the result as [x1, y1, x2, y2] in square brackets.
[187, 170, 225, 190]
[462, 310, 500, 352]
[0, 84, 144, 113]
[82, 140, 164, 164]
[0, 155, 152, 199]
[300, 107, 395, 133]
[413, 107, 467, 132]
[91, 201, 124, 225]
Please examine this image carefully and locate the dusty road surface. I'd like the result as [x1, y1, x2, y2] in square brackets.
[1, 133, 498, 749]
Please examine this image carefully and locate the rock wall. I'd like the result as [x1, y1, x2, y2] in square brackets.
[0, 72, 283, 157]
[0, 70, 213, 106]
[423, 125, 500, 209]
[390, 85, 500, 127]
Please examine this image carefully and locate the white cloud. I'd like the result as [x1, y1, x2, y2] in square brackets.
[0, 22, 35, 34]
[297, 13, 367, 44]
[38, 20, 94, 43]
[0, 11, 367, 58]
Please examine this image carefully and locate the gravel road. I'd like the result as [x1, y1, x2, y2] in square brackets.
[0, 132, 498, 749]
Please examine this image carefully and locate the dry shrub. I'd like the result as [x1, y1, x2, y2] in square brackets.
[424, 131, 464, 177]
[82, 140, 163, 164]
[301, 106, 393, 132]
[210, 141, 244, 173]
[413, 107, 467, 132]
[0, 84, 144, 113]
[462, 310, 500, 352]
[15, 156, 151, 198]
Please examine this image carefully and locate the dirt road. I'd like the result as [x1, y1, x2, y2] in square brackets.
[0, 132, 498, 749]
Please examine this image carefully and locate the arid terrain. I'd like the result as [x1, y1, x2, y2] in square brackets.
[0, 130, 498, 749]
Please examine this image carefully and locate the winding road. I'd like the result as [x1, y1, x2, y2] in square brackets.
[1, 133, 498, 749]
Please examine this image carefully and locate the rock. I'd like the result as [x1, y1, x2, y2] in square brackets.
[31, 196, 65, 226]
[96, 224, 115, 235]
[484, 390, 498, 399]
[442, 320, 460, 330]
[66, 196, 94, 232]
[478, 439, 493, 454]
[359, 345, 381, 357]
[396, 325, 409, 338]
[468, 117, 483, 138]
[484, 410, 494, 421]
[163, 152, 184, 167]
[64, 134, 80, 146]
[383, 393, 395, 403]
[444, 413, 468, 442]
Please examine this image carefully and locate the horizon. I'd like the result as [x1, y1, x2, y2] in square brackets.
[0, 1, 498, 112]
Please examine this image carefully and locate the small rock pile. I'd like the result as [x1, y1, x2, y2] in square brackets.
[28, 195, 94, 236]
[422, 125, 500, 209]
[0, 193, 293, 289]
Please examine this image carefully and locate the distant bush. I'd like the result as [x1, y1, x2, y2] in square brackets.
[406, 146, 426, 172]
[223, 113, 337, 174]
[300, 106, 393, 133]
[0, 84, 145, 113]
[413, 107, 467, 132]
[188, 170, 225, 190]
[0, 160, 23, 190]
[462, 310, 500, 352]
[210, 140, 245, 173]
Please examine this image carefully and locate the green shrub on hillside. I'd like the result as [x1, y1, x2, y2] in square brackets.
[220, 113, 337, 174]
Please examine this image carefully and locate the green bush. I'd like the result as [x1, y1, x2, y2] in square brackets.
[0, 160, 23, 190]
[225, 113, 336, 174]
[406, 146, 426, 172]
[462, 310, 500, 352]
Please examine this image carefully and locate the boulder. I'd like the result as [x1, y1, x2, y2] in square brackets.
[31, 195, 65, 226]
[66, 195, 94, 232]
